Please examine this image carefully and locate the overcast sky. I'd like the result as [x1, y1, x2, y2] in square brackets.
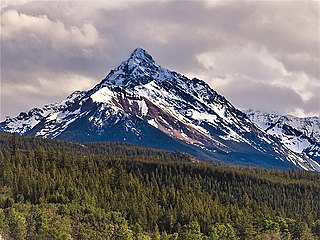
[1, 0, 319, 120]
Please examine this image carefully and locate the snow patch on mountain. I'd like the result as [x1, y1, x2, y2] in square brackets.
[91, 87, 115, 104]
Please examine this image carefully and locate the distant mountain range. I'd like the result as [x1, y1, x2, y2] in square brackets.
[1, 48, 319, 171]
[245, 109, 320, 167]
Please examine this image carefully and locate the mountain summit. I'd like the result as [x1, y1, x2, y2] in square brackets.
[129, 47, 155, 62]
[100, 48, 174, 89]
[1, 48, 319, 171]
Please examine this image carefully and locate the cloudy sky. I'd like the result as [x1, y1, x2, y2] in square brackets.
[1, 0, 319, 120]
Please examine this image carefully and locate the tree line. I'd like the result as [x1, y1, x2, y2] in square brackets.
[0, 133, 319, 239]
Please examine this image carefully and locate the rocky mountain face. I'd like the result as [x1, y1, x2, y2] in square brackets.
[245, 109, 320, 167]
[1, 48, 319, 171]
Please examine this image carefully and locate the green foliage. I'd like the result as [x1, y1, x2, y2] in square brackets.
[0, 132, 319, 239]
[312, 219, 320, 237]
[5, 207, 27, 240]
[152, 224, 161, 240]
[209, 223, 238, 240]
[178, 221, 203, 240]
[262, 219, 281, 233]
[312, 218, 320, 238]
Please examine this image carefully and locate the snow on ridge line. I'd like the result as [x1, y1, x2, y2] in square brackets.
[245, 109, 320, 142]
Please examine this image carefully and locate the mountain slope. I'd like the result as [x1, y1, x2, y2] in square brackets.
[245, 109, 320, 166]
[1, 48, 319, 171]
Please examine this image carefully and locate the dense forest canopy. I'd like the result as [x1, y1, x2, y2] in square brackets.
[0, 133, 319, 239]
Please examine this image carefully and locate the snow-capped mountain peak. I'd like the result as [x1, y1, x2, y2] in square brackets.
[245, 109, 320, 142]
[1, 48, 320, 172]
[100, 48, 162, 88]
[99, 48, 183, 90]
[245, 109, 320, 168]
[129, 47, 156, 64]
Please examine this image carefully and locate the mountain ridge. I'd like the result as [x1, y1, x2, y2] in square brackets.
[245, 109, 320, 166]
[1, 48, 319, 171]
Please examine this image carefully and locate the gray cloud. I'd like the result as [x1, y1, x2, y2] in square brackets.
[1, 0, 319, 119]
[213, 78, 306, 115]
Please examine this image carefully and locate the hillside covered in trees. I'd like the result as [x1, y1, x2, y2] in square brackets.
[0, 132, 319, 239]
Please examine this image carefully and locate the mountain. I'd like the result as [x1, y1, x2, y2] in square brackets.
[1, 48, 319, 171]
[245, 109, 320, 166]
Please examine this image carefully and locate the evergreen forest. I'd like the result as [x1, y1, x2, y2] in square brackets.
[0, 133, 319, 239]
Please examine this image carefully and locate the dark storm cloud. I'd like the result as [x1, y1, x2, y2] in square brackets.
[1, 0, 319, 119]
